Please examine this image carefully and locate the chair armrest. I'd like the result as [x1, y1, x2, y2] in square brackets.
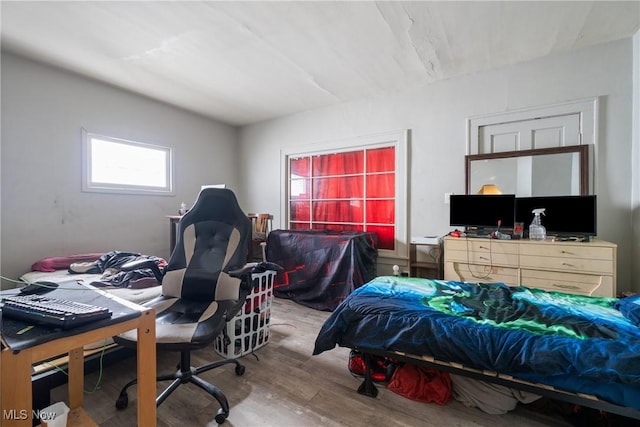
[228, 263, 257, 293]
[227, 263, 257, 278]
[227, 262, 283, 277]
[228, 262, 283, 292]
[251, 261, 283, 273]
[120, 259, 163, 282]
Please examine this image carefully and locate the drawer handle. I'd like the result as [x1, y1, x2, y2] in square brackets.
[553, 284, 580, 290]
[479, 246, 489, 250]
[561, 250, 575, 255]
[560, 262, 575, 267]
[479, 256, 489, 261]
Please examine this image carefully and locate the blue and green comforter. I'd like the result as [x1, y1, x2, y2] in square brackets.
[313, 276, 640, 408]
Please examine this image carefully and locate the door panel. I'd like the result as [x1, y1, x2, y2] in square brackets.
[479, 113, 580, 154]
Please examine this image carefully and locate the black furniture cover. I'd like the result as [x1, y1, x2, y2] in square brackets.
[266, 229, 377, 310]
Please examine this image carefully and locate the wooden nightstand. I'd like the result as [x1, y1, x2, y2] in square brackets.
[409, 237, 443, 279]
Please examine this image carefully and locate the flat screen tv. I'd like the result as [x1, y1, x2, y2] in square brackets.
[515, 195, 597, 237]
[449, 194, 515, 229]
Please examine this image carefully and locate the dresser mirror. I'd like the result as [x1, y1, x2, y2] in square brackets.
[466, 145, 589, 196]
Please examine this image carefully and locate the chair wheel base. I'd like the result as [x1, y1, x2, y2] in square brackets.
[235, 364, 245, 376]
[115, 392, 129, 410]
[215, 408, 227, 424]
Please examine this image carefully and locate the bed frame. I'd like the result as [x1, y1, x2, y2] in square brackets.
[355, 347, 640, 420]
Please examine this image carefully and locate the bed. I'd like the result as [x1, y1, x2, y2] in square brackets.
[19, 270, 162, 306]
[19, 251, 164, 305]
[313, 276, 640, 419]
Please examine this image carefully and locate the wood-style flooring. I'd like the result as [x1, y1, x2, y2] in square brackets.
[52, 297, 576, 426]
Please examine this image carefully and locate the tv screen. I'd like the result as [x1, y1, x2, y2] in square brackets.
[515, 195, 597, 236]
[449, 194, 515, 229]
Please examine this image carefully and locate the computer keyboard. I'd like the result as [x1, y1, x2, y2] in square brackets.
[1, 294, 112, 329]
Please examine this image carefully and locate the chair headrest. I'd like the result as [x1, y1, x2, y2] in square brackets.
[180, 188, 248, 229]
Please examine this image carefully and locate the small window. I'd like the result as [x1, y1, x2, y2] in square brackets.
[82, 130, 174, 195]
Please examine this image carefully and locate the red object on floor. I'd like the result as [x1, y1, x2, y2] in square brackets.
[348, 350, 394, 382]
[387, 363, 452, 406]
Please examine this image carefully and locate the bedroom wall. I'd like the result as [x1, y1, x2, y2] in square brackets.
[633, 29, 640, 295]
[0, 52, 239, 285]
[238, 38, 638, 293]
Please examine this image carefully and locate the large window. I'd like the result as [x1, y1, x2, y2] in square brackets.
[283, 130, 408, 258]
[82, 130, 174, 195]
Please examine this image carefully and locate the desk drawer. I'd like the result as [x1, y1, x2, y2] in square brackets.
[520, 269, 612, 296]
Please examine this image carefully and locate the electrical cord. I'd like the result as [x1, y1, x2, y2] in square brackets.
[39, 339, 110, 393]
[0, 274, 88, 291]
[0, 275, 33, 286]
[464, 234, 495, 281]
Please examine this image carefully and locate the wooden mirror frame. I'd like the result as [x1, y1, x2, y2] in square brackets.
[465, 145, 589, 195]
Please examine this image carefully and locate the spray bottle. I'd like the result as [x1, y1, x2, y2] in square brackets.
[529, 208, 546, 241]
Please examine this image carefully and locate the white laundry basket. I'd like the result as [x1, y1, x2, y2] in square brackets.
[214, 270, 275, 358]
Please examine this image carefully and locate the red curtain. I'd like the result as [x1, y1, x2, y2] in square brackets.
[289, 148, 395, 250]
[367, 147, 395, 172]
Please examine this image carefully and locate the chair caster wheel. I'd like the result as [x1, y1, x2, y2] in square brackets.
[235, 364, 245, 376]
[215, 408, 227, 424]
[115, 392, 129, 410]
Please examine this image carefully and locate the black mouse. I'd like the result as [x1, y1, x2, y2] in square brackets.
[19, 281, 59, 295]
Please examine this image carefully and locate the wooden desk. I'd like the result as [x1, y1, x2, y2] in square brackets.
[1, 286, 157, 426]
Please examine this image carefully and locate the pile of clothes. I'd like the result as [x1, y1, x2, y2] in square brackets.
[69, 251, 167, 289]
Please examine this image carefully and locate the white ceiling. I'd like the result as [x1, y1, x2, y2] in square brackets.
[2, 1, 639, 126]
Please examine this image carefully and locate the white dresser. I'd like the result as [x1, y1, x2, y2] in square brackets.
[443, 236, 617, 297]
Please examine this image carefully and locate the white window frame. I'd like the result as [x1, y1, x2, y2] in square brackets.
[280, 129, 409, 259]
[81, 129, 175, 195]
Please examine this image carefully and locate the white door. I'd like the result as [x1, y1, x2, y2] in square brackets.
[467, 98, 597, 155]
[478, 114, 581, 154]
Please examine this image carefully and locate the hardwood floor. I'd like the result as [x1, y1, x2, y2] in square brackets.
[52, 298, 573, 426]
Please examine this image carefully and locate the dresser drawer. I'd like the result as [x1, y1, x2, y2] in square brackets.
[445, 262, 519, 286]
[519, 254, 613, 275]
[446, 249, 519, 266]
[445, 238, 518, 255]
[442, 237, 616, 297]
[445, 238, 518, 266]
[519, 242, 613, 261]
[520, 269, 612, 296]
